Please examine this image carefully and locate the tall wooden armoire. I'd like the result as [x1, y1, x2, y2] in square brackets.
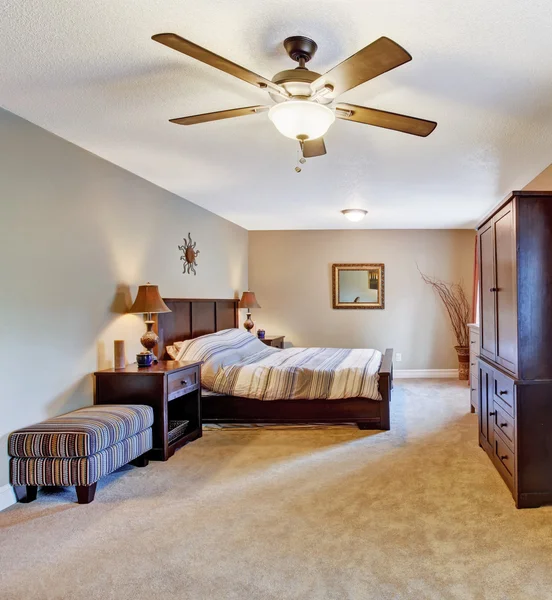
[477, 190, 552, 508]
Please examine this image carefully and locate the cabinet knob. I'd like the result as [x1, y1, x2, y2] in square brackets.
[499, 390, 508, 395]
[500, 455, 509, 461]
[490, 287, 498, 292]
[471, 341, 476, 344]
[471, 388, 476, 392]
[500, 423, 508, 428]
[181, 379, 190, 386]
[471, 362, 475, 366]
[489, 411, 497, 416]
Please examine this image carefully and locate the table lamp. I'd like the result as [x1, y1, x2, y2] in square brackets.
[129, 283, 171, 361]
[239, 291, 261, 333]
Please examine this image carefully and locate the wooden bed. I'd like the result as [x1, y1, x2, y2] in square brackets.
[156, 298, 393, 430]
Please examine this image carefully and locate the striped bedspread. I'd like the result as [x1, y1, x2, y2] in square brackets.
[176, 329, 382, 401]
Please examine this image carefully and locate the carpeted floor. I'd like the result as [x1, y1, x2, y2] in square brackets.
[2, 380, 552, 599]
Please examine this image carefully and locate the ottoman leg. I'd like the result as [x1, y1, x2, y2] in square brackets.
[76, 482, 97, 504]
[130, 454, 149, 468]
[14, 485, 38, 503]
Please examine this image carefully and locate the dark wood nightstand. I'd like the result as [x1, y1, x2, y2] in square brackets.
[94, 360, 202, 461]
[260, 335, 285, 349]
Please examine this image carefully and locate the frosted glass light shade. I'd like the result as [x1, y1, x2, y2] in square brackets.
[341, 209, 368, 222]
[268, 101, 335, 140]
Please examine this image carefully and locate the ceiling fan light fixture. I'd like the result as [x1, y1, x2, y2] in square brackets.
[268, 101, 335, 141]
[341, 209, 368, 222]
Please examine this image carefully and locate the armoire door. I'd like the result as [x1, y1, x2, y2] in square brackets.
[478, 360, 494, 454]
[493, 201, 518, 374]
[479, 220, 496, 361]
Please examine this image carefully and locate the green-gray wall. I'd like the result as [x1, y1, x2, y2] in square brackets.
[0, 109, 248, 496]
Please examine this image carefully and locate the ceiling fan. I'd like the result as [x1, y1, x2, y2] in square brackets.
[152, 33, 437, 158]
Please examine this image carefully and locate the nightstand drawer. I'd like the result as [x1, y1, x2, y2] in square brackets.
[168, 368, 199, 401]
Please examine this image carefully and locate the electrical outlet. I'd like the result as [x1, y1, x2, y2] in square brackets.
[395, 353, 402, 362]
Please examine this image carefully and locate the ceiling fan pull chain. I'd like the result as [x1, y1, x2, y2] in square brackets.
[295, 147, 307, 172]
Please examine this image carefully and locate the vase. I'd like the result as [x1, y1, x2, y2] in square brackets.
[455, 346, 470, 380]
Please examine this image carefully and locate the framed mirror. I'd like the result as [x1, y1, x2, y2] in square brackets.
[332, 263, 385, 309]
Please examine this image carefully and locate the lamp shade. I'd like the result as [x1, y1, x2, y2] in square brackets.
[239, 291, 261, 309]
[268, 101, 335, 141]
[129, 283, 171, 314]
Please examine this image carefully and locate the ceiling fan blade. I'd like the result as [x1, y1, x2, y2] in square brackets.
[170, 106, 269, 126]
[302, 137, 327, 158]
[311, 37, 411, 98]
[336, 103, 437, 137]
[152, 33, 286, 96]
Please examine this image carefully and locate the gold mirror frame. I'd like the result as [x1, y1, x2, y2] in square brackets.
[332, 263, 385, 309]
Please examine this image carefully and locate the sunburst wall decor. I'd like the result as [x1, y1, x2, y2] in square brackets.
[178, 233, 200, 275]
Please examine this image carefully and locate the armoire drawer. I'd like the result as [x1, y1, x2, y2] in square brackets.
[494, 434, 515, 488]
[493, 370, 515, 414]
[493, 405, 515, 449]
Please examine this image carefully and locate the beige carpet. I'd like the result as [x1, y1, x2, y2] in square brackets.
[2, 380, 552, 600]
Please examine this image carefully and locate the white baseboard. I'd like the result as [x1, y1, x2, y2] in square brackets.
[0, 484, 16, 512]
[394, 369, 458, 379]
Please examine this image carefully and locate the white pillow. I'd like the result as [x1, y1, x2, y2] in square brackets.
[166, 345, 178, 360]
[165, 341, 184, 360]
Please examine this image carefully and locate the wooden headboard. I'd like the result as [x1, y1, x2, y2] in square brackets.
[155, 298, 239, 360]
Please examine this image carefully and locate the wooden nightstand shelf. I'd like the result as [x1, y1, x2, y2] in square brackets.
[94, 360, 202, 461]
[260, 335, 285, 349]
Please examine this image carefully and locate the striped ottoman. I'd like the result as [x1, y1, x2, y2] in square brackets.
[8, 405, 153, 504]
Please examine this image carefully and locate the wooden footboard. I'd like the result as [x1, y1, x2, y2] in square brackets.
[376, 348, 393, 431]
[202, 348, 394, 431]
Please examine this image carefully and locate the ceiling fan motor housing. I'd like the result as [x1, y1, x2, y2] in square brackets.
[269, 68, 325, 103]
[270, 36, 331, 104]
[283, 36, 318, 63]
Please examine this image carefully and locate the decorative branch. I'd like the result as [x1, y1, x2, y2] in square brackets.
[418, 267, 471, 347]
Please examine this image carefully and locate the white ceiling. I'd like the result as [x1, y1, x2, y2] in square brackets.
[2, 0, 552, 229]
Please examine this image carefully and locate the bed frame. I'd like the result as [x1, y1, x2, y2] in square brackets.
[156, 298, 393, 430]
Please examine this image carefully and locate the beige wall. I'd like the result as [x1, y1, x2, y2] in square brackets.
[0, 109, 248, 489]
[523, 163, 552, 191]
[249, 230, 475, 370]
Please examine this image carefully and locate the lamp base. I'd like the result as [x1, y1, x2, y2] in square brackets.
[243, 312, 254, 333]
[141, 320, 159, 362]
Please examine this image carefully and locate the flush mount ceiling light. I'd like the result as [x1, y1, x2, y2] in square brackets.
[268, 101, 335, 141]
[342, 209, 368, 222]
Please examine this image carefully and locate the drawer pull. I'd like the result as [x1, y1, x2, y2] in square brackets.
[500, 454, 509, 461]
[499, 390, 508, 395]
[471, 341, 476, 344]
[471, 388, 476, 392]
[500, 422, 508, 428]
[471, 362, 475, 366]
[490, 287, 498, 292]
[489, 411, 497, 416]
[181, 379, 190, 386]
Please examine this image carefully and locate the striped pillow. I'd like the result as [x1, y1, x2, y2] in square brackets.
[176, 328, 276, 388]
